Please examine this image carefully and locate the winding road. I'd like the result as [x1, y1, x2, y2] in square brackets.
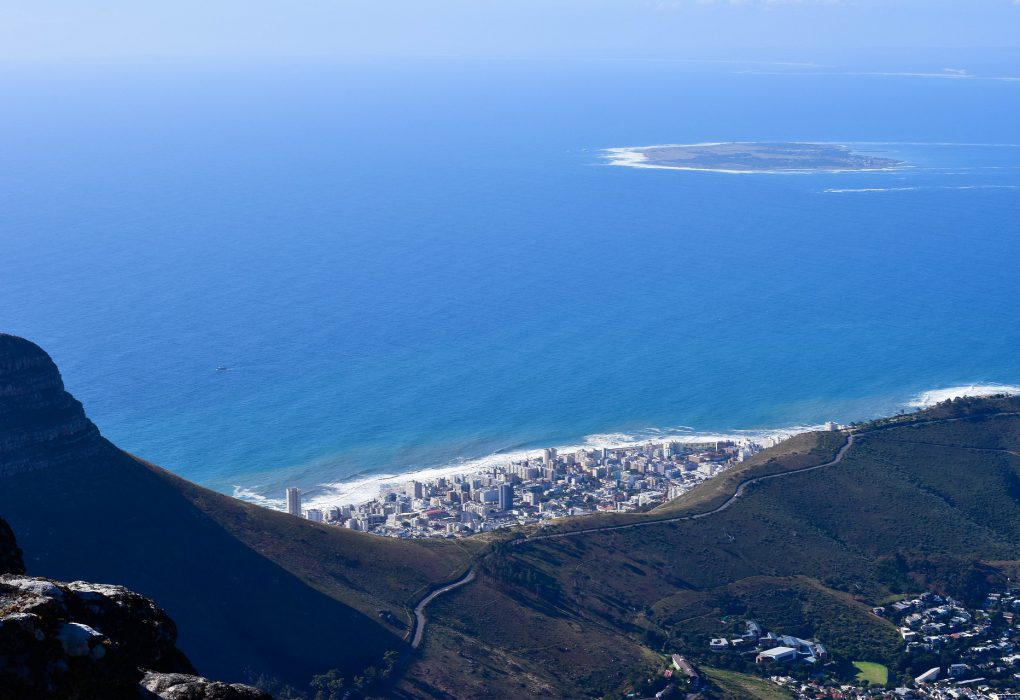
[411, 567, 476, 648]
[521, 430, 859, 541]
[407, 410, 1020, 648]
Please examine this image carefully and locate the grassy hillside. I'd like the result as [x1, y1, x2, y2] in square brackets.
[148, 459, 477, 627]
[702, 666, 793, 700]
[0, 333, 486, 694]
[652, 430, 846, 517]
[520, 431, 847, 537]
[0, 445, 410, 690]
[401, 397, 1020, 695]
[396, 576, 658, 699]
[9, 329, 1020, 698]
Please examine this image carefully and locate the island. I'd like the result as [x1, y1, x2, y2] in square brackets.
[607, 141, 904, 172]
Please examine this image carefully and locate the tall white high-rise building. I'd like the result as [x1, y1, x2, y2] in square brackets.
[285, 487, 302, 516]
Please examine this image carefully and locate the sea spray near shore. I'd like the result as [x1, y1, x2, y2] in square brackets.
[235, 383, 1020, 514]
[824, 184, 1020, 193]
[908, 383, 1020, 409]
[235, 423, 829, 512]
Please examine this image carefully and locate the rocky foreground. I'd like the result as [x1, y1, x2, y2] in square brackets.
[0, 516, 270, 700]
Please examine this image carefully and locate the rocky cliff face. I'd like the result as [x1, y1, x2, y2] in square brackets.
[0, 517, 270, 700]
[0, 518, 23, 576]
[0, 335, 103, 477]
[0, 333, 402, 692]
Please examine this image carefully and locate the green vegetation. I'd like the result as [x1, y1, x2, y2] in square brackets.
[853, 661, 889, 686]
[120, 394, 1020, 697]
[640, 142, 903, 172]
[701, 666, 793, 699]
[652, 430, 847, 518]
[652, 576, 901, 664]
[14, 343, 1020, 700]
[157, 463, 479, 623]
[408, 396, 1020, 696]
[397, 575, 658, 698]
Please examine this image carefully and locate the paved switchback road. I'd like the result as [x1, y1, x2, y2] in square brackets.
[410, 567, 476, 649]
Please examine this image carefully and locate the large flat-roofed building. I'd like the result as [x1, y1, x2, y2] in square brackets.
[756, 647, 799, 664]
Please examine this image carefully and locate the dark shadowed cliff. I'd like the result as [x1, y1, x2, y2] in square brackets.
[0, 334, 406, 690]
[0, 517, 23, 576]
[0, 335, 101, 477]
[1, 516, 269, 699]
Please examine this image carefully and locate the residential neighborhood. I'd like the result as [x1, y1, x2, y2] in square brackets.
[762, 586, 1020, 699]
[285, 436, 791, 537]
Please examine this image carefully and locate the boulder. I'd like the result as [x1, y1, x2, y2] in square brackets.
[0, 572, 266, 699]
[141, 671, 272, 699]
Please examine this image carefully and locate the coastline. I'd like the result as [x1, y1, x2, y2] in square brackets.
[233, 383, 1020, 514]
[234, 423, 824, 512]
[602, 144, 909, 175]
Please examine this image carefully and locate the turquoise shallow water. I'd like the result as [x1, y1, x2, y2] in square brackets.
[2, 58, 1019, 506]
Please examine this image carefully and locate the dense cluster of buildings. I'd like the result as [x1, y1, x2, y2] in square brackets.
[708, 620, 829, 665]
[765, 586, 1020, 699]
[282, 435, 788, 537]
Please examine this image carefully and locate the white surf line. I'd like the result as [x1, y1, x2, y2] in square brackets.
[824, 185, 1020, 194]
[734, 70, 1020, 83]
[515, 411, 1020, 544]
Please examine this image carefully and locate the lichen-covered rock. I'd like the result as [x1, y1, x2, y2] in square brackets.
[0, 573, 205, 700]
[1, 574, 141, 698]
[140, 671, 272, 699]
[64, 580, 191, 672]
[0, 521, 270, 699]
[0, 518, 23, 575]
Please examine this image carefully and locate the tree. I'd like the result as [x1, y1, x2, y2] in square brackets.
[310, 669, 345, 700]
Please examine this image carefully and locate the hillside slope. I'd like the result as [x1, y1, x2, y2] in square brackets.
[8, 329, 1020, 697]
[0, 333, 470, 691]
[401, 397, 1020, 695]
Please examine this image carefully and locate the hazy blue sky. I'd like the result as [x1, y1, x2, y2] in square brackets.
[2, 1, 1019, 63]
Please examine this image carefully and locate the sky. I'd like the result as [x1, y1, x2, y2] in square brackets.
[1, 1, 1019, 64]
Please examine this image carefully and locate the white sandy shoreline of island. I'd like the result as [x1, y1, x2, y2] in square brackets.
[602, 145, 909, 175]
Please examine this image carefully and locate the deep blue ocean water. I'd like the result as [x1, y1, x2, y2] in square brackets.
[2, 57, 1019, 507]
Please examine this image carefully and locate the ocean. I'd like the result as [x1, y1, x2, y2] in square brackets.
[2, 56, 1019, 510]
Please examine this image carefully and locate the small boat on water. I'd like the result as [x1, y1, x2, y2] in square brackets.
[215, 366, 231, 372]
